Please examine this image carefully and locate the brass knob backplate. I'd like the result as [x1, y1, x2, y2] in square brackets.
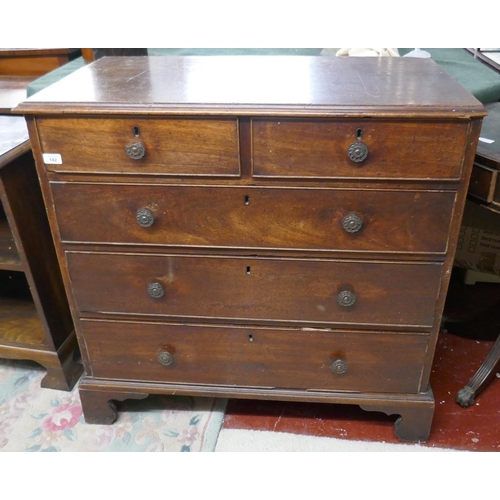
[347, 142, 368, 163]
[125, 142, 146, 160]
[147, 282, 164, 298]
[158, 350, 173, 366]
[338, 290, 356, 307]
[136, 208, 154, 227]
[342, 213, 363, 233]
[331, 359, 348, 374]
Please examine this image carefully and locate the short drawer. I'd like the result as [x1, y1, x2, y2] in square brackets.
[36, 117, 240, 177]
[252, 119, 468, 180]
[82, 319, 429, 394]
[468, 162, 499, 203]
[52, 183, 456, 255]
[67, 252, 442, 328]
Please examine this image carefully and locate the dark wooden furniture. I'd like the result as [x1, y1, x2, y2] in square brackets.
[0, 115, 81, 390]
[0, 49, 80, 77]
[0, 49, 80, 114]
[468, 102, 500, 212]
[15, 56, 485, 441]
[81, 49, 147, 63]
[456, 101, 500, 407]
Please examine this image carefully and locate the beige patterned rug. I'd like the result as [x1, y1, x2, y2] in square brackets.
[0, 359, 226, 452]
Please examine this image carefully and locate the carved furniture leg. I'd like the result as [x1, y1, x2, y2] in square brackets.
[456, 333, 500, 407]
[79, 384, 149, 425]
[360, 397, 435, 442]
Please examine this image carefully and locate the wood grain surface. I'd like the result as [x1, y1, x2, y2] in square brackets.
[52, 182, 456, 255]
[82, 319, 429, 394]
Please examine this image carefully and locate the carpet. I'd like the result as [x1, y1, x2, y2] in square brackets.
[0, 358, 226, 452]
[214, 429, 453, 452]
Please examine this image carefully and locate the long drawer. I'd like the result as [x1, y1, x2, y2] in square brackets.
[67, 252, 442, 328]
[252, 118, 468, 180]
[36, 117, 241, 177]
[52, 183, 456, 255]
[82, 319, 429, 394]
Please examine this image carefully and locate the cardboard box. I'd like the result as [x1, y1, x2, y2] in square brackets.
[454, 200, 500, 275]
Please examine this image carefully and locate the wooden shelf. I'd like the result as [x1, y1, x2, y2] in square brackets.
[0, 115, 81, 390]
[0, 218, 22, 270]
[0, 271, 45, 347]
[0, 295, 46, 347]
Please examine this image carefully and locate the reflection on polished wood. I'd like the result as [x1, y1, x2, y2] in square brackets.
[17, 56, 484, 116]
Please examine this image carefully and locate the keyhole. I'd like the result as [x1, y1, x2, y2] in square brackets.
[248, 335, 254, 342]
[244, 195, 250, 206]
[356, 128, 363, 140]
[133, 126, 140, 137]
[246, 266, 251, 275]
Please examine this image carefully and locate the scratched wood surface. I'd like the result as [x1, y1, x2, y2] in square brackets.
[15, 56, 484, 117]
[66, 251, 442, 328]
[82, 319, 429, 394]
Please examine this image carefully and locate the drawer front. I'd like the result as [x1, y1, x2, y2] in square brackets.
[36, 117, 240, 177]
[67, 252, 442, 328]
[82, 319, 428, 394]
[468, 162, 498, 203]
[52, 183, 455, 254]
[252, 119, 468, 180]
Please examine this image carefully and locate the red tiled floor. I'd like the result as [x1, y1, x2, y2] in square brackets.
[223, 271, 500, 451]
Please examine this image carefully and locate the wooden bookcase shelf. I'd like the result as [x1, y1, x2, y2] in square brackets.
[0, 271, 45, 347]
[0, 208, 22, 270]
[0, 115, 82, 390]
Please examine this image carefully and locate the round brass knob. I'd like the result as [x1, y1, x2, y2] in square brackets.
[331, 359, 348, 374]
[347, 142, 368, 163]
[342, 213, 363, 233]
[125, 142, 146, 160]
[136, 208, 154, 227]
[158, 350, 173, 366]
[338, 290, 356, 307]
[147, 282, 164, 298]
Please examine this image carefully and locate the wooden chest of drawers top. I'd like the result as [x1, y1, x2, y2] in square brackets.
[16, 56, 483, 117]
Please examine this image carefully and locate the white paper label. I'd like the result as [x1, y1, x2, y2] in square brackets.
[479, 137, 495, 144]
[42, 153, 63, 164]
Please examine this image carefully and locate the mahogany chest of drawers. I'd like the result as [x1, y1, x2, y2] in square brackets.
[16, 56, 485, 441]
